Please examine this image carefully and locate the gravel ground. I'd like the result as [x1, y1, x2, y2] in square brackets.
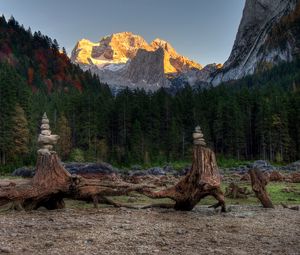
[0, 205, 299, 255]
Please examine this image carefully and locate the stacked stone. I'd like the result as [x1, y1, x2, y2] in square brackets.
[193, 126, 206, 146]
[37, 113, 59, 155]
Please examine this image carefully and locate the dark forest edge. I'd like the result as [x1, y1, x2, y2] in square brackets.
[0, 16, 300, 173]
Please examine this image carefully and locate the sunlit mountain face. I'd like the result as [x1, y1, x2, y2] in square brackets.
[71, 32, 204, 91]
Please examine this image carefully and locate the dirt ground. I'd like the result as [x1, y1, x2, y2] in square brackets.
[0, 205, 299, 255]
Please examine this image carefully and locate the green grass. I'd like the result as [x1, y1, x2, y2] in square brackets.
[267, 183, 300, 204]
[197, 183, 300, 206]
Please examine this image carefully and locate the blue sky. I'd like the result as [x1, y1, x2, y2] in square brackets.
[0, 0, 245, 65]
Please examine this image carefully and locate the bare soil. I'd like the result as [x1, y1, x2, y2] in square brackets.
[0, 205, 299, 255]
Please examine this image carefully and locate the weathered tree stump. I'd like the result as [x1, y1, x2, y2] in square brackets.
[0, 153, 152, 210]
[142, 145, 226, 212]
[225, 182, 251, 199]
[249, 168, 274, 208]
[0, 154, 69, 210]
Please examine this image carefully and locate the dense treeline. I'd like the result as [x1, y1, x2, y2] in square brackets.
[0, 16, 300, 171]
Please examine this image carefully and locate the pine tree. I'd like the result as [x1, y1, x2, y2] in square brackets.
[57, 113, 72, 160]
[0, 63, 17, 164]
[95, 138, 108, 162]
[130, 120, 143, 163]
[10, 104, 30, 159]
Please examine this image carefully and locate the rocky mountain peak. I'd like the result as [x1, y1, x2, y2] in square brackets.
[71, 32, 202, 90]
[151, 38, 174, 53]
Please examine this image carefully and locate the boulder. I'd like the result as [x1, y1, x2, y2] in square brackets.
[177, 166, 191, 176]
[129, 170, 147, 177]
[146, 167, 166, 176]
[280, 161, 300, 172]
[131, 165, 143, 171]
[63, 162, 117, 175]
[248, 160, 276, 172]
[12, 167, 35, 178]
[163, 165, 174, 173]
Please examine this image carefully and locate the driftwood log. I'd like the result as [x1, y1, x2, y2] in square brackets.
[225, 182, 251, 199]
[142, 145, 226, 212]
[0, 154, 149, 210]
[249, 168, 274, 208]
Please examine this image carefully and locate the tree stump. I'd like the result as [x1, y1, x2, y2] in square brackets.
[142, 146, 226, 212]
[249, 168, 274, 208]
[0, 154, 70, 210]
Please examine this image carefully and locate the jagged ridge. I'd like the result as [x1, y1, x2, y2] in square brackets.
[71, 32, 202, 91]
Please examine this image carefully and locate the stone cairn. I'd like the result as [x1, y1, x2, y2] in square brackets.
[37, 113, 59, 155]
[193, 126, 206, 146]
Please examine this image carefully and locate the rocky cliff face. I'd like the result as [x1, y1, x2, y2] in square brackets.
[92, 48, 170, 91]
[71, 32, 201, 90]
[211, 0, 299, 85]
[124, 48, 168, 87]
[150, 38, 202, 74]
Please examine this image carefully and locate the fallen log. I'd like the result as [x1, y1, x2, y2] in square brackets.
[225, 182, 251, 199]
[249, 168, 274, 208]
[141, 126, 226, 212]
[0, 153, 150, 210]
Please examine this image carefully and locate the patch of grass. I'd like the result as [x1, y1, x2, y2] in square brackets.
[267, 182, 300, 204]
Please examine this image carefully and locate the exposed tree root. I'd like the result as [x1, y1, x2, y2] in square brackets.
[0, 146, 226, 213]
[0, 154, 152, 211]
[225, 182, 251, 199]
[140, 146, 226, 212]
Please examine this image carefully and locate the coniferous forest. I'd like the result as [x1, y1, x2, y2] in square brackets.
[0, 16, 300, 172]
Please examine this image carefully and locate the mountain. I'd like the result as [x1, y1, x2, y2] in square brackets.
[72, 0, 300, 90]
[211, 0, 300, 85]
[71, 32, 202, 90]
